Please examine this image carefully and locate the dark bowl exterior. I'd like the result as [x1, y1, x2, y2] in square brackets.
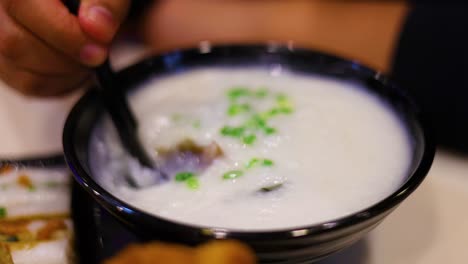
[63, 44, 435, 263]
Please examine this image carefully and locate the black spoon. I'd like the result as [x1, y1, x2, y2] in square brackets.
[64, 0, 165, 185]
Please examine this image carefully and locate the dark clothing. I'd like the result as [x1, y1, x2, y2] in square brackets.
[392, 4, 468, 152]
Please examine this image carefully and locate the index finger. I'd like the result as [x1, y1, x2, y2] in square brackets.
[5, 0, 107, 66]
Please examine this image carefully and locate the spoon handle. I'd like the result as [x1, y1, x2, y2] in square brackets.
[63, 0, 155, 168]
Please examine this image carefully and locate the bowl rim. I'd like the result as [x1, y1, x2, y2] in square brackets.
[63, 43, 435, 241]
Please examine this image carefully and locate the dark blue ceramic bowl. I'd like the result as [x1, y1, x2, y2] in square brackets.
[63, 44, 434, 263]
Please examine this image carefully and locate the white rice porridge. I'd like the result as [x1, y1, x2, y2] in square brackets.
[89, 68, 412, 230]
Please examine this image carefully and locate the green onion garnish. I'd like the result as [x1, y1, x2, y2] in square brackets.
[242, 134, 257, 145]
[246, 158, 260, 169]
[255, 88, 268, 98]
[0, 207, 7, 218]
[278, 106, 293, 114]
[246, 158, 275, 168]
[262, 159, 274, 166]
[223, 170, 244, 180]
[245, 115, 267, 130]
[186, 177, 200, 190]
[175, 172, 195, 182]
[220, 126, 245, 138]
[175, 172, 200, 190]
[276, 94, 294, 113]
[223, 87, 294, 146]
[228, 104, 251, 116]
[228, 87, 250, 100]
[263, 127, 276, 135]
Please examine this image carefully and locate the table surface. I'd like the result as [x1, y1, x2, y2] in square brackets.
[0, 44, 467, 264]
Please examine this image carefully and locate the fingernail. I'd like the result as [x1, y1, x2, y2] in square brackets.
[80, 44, 107, 65]
[86, 5, 114, 28]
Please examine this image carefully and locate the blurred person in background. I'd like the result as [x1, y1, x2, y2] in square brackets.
[0, 0, 466, 152]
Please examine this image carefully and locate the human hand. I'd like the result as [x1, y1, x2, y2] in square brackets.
[0, 0, 130, 97]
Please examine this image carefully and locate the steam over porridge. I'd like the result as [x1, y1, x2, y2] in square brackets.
[90, 68, 412, 230]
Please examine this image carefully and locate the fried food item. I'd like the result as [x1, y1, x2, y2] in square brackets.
[105, 240, 256, 264]
[195, 241, 256, 264]
[36, 219, 67, 240]
[0, 243, 13, 264]
[104, 243, 195, 264]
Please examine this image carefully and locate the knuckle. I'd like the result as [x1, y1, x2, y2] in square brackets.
[0, 30, 22, 61]
[87, 0, 131, 21]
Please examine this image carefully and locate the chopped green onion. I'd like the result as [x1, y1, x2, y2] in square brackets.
[28, 185, 36, 192]
[0, 207, 7, 218]
[245, 115, 267, 129]
[227, 104, 251, 116]
[220, 126, 245, 138]
[278, 106, 293, 114]
[246, 158, 274, 168]
[223, 170, 244, 180]
[259, 183, 283, 193]
[276, 94, 294, 113]
[255, 88, 268, 98]
[246, 158, 260, 169]
[228, 87, 250, 100]
[175, 172, 195, 182]
[242, 134, 257, 145]
[186, 177, 200, 190]
[263, 127, 276, 135]
[261, 108, 281, 119]
[276, 93, 288, 101]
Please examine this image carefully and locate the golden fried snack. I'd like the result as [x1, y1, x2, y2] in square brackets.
[195, 240, 256, 264]
[105, 240, 256, 264]
[0, 243, 13, 264]
[104, 242, 195, 264]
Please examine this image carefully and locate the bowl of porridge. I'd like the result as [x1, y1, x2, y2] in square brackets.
[63, 44, 434, 263]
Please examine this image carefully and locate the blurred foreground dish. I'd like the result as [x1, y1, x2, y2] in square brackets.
[105, 240, 256, 264]
[0, 162, 74, 264]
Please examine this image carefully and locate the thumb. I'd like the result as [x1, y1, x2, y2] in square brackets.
[78, 0, 130, 44]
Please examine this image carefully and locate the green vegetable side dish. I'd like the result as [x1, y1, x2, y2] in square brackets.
[174, 172, 199, 190]
[220, 86, 294, 145]
[0, 207, 7, 218]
